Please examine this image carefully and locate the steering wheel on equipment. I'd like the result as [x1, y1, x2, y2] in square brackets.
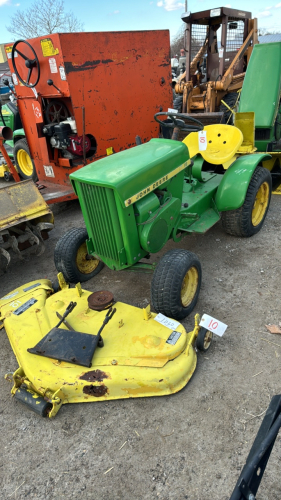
[154, 112, 204, 134]
[12, 40, 40, 88]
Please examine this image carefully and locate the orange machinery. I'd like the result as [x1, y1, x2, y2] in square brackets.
[5, 31, 172, 203]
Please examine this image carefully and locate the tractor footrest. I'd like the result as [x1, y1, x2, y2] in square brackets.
[27, 327, 100, 367]
[183, 208, 220, 234]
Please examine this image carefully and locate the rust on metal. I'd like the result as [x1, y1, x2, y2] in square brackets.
[79, 369, 108, 382]
[5, 31, 172, 204]
[83, 384, 108, 397]
[87, 290, 114, 311]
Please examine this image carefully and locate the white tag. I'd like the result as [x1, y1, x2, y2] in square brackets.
[44, 165, 55, 177]
[59, 66, 66, 81]
[31, 87, 38, 98]
[49, 58, 58, 73]
[199, 130, 207, 151]
[154, 313, 180, 331]
[199, 314, 228, 337]
[219, 48, 224, 59]
[168, 108, 178, 114]
[12, 73, 18, 85]
[210, 8, 221, 17]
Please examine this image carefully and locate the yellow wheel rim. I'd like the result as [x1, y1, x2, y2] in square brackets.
[252, 182, 270, 227]
[181, 266, 199, 307]
[75, 242, 99, 274]
[203, 330, 213, 350]
[17, 149, 33, 176]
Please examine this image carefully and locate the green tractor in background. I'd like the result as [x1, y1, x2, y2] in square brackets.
[55, 107, 272, 320]
[0, 81, 37, 181]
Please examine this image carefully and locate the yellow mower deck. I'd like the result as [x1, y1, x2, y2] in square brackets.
[0, 279, 203, 418]
[0, 179, 53, 230]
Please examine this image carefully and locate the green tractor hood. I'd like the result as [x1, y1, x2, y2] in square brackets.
[70, 139, 189, 208]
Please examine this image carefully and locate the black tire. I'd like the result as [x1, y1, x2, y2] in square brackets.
[151, 249, 202, 320]
[196, 327, 213, 352]
[221, 166, 272, 237]
[51, 279, 60, 293]
[14, 138, 38, 181]
[219, 92, 239, 124]
[54, 228, 104, 283]
[173, 95, 183, 113]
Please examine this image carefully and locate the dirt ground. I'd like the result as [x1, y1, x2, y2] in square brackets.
[1, 183, 281, 500]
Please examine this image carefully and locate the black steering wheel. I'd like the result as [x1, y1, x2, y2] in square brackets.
[12, 40, 40, 88]
[154, 112, 204, 133]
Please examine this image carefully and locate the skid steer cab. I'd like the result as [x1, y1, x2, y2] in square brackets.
[55, 112, 272, 320]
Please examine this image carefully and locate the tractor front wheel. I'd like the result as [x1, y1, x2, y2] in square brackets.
[221, 166, 272, 237]
[14, 139, 38, 181]
[151, 249, 202, 320]
[54, 228, 104, 283]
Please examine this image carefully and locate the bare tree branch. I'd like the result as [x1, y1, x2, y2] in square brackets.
[171, 25, 185, 57]
[6, 0, 84, 39]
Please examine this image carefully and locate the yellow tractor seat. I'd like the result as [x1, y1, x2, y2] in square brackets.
[183, 124, 243, 165]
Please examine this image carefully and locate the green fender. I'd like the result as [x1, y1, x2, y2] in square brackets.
[215, 154, 271, 211]
[13, 128, 25, 140]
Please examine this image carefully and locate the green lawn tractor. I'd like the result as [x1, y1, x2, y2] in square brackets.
[55, 111, 272, 321]
[0, 89, 36, 181]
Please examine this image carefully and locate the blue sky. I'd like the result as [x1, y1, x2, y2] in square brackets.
[1, 0, 281, 44]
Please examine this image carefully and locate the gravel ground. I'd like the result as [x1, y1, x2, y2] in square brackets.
[1, 186, 281, 500]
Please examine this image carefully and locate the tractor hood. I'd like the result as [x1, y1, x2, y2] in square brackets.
[70, 138, 189, 207]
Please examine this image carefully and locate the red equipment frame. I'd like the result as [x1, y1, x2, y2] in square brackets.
[5, 31, 172, 203]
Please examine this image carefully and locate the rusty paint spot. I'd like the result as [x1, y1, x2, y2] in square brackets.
[79, 369, 108, 382]
[83, 384, 108, 397]
[65, 59, 114, 73]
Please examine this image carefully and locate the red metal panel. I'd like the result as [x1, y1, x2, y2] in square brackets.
[5, 31, 172, 202]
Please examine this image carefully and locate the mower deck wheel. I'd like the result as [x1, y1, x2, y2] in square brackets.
[14, 139, 38, 181]
[151, 249, 202, 320]
[221, 166, 272, 237]
[196, 327, 213, 352]
[54, 228, 104, 283]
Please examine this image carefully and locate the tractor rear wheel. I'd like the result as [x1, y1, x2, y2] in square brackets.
[14, 139, 38, 181]
[54, 228, 104, 283]
[151, 249, 202, 320]
[221, 166, 272, 237]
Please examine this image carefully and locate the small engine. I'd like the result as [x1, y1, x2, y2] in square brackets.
[42, 119, 91, 157]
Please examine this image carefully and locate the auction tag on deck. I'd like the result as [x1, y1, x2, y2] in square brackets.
[198, 130, 207, 151]
[154, 313, 180, 331]
[199, 314, 228, 337]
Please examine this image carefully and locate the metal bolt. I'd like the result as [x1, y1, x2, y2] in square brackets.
[111, 359, 117, 365]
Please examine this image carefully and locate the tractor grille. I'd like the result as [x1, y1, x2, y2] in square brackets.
[255, 129, 271, 141]
[79, 183, 123, 262]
